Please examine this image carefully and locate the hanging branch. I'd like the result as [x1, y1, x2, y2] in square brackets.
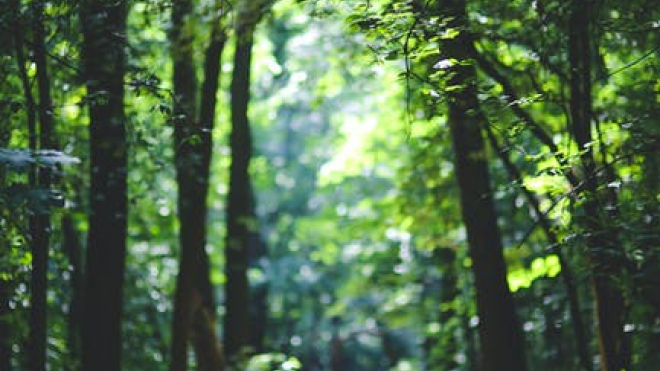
[484, 124, 593, 371]
[473, 50, 580, 188]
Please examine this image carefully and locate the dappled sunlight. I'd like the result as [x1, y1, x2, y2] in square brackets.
[2, 0, 660, 370]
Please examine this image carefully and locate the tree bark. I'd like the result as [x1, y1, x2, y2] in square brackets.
[224, 1, 273, 358]
[28, 2, 56, 369]
[80, 2, 128, 371]
[193, 9, 227, 371]
[192, 293, 226, 371]
[168, 0, 202, 369]
[224, 13, 257, 359]
[248, 227, 269, 354]
[61, 214, 83, 363]
[168, 1, 227, 369]
[437, 0, 528, 370]
[0, 278, 10, 371]
[567, 1, 628, 370]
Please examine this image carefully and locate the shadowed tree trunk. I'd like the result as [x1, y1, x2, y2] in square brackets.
[192, 9, 227, 371]
[168, 0, 227, 370]
[567, 1, 628, 370]
[329, 317, 346, 371]
[635, 120, 660, 366]
[224, 13, 256, 361]
[26, 1, 56, 370]
[248, 227, 269, 354]
[224, 0, 272, 359]
[0, 276, 10, 371]
[437, 0, 528, 370]
[0, 85, 9, 371]
[80, 2, 128, 371]
[168, 0, 203, 368]
[10, 1, 55, 371]
[61, 214, 83, 362]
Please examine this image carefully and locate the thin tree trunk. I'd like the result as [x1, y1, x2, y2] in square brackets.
[11, 1, 36, 159]
[248, 226, 269, 354]
[224, 2, 273, 358]
[224, 14, 257, 359]
[29, 2, 56, 369]
[194, 5, 227, 320]
[0, 50, 10, 370]
[192, 9, 227, 371]
[474, 28, 595, 371]
[0, 277, 10, 371]
[438, 0, 527, 370]
[485, 126, 592, 371]
[61, 215, 83, 363]
[567, 1, 628, 370]
[80, 2, 128, 371]
[329, 318, 345, 371]
[168, 0, 203, 368]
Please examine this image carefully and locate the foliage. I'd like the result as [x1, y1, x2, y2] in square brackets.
[2, 0, 659, 370]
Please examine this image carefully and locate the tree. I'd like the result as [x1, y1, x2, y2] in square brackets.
[28, 2, 57, 370]
[80, 2, 128, 371]
[224, 0, 273, 360]
[3, 0, 660, 370]
[436, 0, 528, 370]
[567, 1, 628, 369]
[0, 280, 9, 371]
[6, 1, 46, 370]
[168, 0, 227, 369]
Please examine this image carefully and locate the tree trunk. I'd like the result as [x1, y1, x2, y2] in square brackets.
[192, 9, 227, 371]
[0, 278, 10, 371]
[28, 2, 56, 369]
[224, 2, 273, 358]
[168, 1, 227, 370]
[567, 1, 628, 370]
[224, 13, 257, 359]
[248, 226, 269, 354]
[80, 2, 128, 371]
[437, 1, 528, 370]
[0, 17, 11, 365]
[168, 1, 203, 369]
[61, 214, 83, 363]
[192, 293, 226, 371]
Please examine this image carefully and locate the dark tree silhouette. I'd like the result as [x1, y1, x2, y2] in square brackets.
[567, 1, 628, 370]
[224, 0, 272, 359]
[168, 0, 227, 370]
[437, 0, 528, 370]
[80, 2, 128, 371]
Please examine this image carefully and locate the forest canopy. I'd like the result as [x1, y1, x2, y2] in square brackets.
[1, 0, 659, 371]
